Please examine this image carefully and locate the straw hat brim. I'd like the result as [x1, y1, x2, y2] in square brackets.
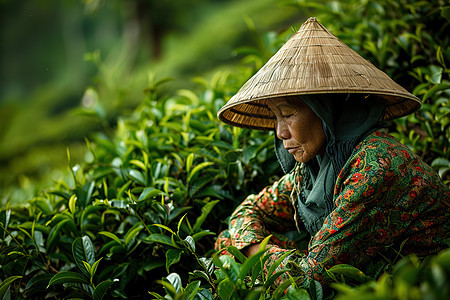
[217, 17, 422, 131]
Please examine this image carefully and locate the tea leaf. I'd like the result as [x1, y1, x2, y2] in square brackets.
[99, 231, 122, 245]
[193, 200, 219, 232]
[144, 234, 174, 247]
[217, 278, 234, 300]
[91, 258, 103, 277]
[73, 236, 96, 278]
[93, 280, 115, 300]
[187, 162, 215, 183]
[153, 224, 176, 236]
[185, 280, 201, 300]
[177, 213, 187, 236]
[68, 194, 77, 215]
[184, 236, 195, 252]
[0, 210, 11, 239]
[166, 249, 182, 273]
[138, 187, 165, 201]
[124, 223, 144, 246]
[129, 159, 147, 171]
[186, 153, 195, 173]
[191, 230, 215, 241]
[327, 264, 372, 283]
[0, 276, 22, 298]
[226, 246, 247, 264]
[47, 271, 89, 287]
[166, 273, 182, 293]
[239, 250, 265, 281]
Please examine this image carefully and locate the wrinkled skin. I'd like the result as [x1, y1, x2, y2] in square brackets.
[267, 97, 326, 163]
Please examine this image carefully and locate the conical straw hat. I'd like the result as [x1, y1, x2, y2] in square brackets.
[218, 17, 421, 131]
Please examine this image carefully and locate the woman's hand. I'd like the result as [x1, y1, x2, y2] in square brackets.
[242, 243, 262, 257]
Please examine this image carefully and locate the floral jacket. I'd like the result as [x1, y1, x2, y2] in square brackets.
[215, 130, 450, 288]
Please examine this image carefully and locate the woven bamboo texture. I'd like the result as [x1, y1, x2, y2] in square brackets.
[218, 17, 421, 131]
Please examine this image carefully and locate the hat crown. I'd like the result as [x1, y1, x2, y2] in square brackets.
[218, 17, 421, 131]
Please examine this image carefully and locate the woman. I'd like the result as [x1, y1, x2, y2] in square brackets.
[215, 17, 450, 289]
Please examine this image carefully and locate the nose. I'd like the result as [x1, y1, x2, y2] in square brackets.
[276, 119, 290, 140]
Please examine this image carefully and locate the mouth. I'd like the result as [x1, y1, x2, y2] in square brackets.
[286, 147, 300, 154]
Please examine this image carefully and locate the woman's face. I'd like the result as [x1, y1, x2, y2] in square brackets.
[267, 98, 326, 163]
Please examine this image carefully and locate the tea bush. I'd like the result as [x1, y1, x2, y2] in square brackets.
[1, 0, 449, 299]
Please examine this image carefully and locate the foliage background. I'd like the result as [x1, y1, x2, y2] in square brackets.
[0, 0, 449, 299]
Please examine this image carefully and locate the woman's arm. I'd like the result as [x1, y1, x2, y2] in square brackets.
[227, 173, 300, 250]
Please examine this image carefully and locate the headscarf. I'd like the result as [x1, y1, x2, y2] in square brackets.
[274, 94, 385, 236]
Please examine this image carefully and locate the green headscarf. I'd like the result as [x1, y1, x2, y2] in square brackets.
[274, 94, 385, 236]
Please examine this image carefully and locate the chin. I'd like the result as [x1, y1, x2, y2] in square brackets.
[293, 153, 314, 163]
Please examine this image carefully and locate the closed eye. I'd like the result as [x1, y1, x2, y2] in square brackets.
[282, 113, 294, 118]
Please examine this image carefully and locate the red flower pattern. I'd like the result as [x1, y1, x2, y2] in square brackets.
[215, 130, 450, 290]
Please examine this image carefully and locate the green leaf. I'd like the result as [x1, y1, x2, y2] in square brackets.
[93, 280, 115, 300]
[165, 249, 182, 273]
[197, 289, 214, 300]
[217, 255, 240, 283]
[192, 270, 210, 282]
[193, 200, 220, 232]
[226, 246, 247, 264]
[144, 234, 174, 247]
[284, 287, 311, 300]
[124, 222, 144, 246]
[129, 159, 147, 171]
[308, 279, 323, 300]
[267, 250, 294, 279]
[78, 181, 95, 209]
[68, 194, 77, 215]
[187, 162, 215, 183]
[327, 264, 372, 283]
[0, 276, 22, 298]
[91, 258, 103, 278]
[46, 218, 70, 252]
[184, 235, 196, 252]
[423, 84, 450, 101]
[430, 65, 443, 84]
[128, 169, 147, 185]
[217, 278, 235, 300]
[259, 234, 273, 251]
[24, 273, 52, 293]
[177, 213, 187, 236]
[239, 250, 266, 281]
[264, 269, 290, 288]
[186, 153, 194, 173]
[47, 271, 89, 287]
[153, 223, 176, 236]
[98, 231, 122, 245]
[272, 277, 297, 299]
[83, 261, 92, 276]
[138, 188, 165, 201]
[73, 236, 96, 278]
[192, 230, 216, 242]
[166, 273, 182, 293]
[185, 280, 201, 300]
[431, 158, 450, 168]
[16, 222, 51, 234]
[0, 209, 11, 239]
[32, 199, 53, 214]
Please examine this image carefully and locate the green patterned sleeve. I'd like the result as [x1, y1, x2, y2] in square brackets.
[228, 172, 300, 250]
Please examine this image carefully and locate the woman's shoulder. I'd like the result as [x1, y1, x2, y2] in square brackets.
[355, 129, 412, 154]
[351, 129, 418, 167]
[341, 129, 445, 190]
